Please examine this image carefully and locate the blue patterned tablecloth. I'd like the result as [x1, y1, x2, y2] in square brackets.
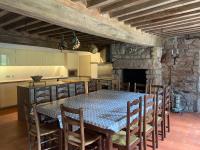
[36, 90, 148, 133]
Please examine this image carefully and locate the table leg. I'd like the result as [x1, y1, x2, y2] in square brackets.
[105, 134, 113, 150]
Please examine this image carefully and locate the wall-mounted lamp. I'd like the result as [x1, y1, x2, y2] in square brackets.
[171, 49, 179, 65]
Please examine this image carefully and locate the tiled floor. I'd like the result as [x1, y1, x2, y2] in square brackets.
[0, 107, 200, 150]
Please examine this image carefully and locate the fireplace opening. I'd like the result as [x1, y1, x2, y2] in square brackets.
[123, 69, 147, 91]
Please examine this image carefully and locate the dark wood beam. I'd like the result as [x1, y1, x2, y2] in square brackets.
[110, 0, 176, 17]
[28, 25, 60, 34]
[16, 21, 49, 32]
[0, 28, 58, 48]
[118, 0, 194, 21]
[2, 17, 37, 30]
[0, 12, 22, 26]
[125, 1, 200, 24]
[39, 28, 72, 36]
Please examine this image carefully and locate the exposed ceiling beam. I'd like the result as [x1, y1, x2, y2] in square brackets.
[87, 0, 118, 8]
[39, 28, 72, 36]
[2, 17, 37, 30]
[0, 10, 8, 17]
[17, 22, 49, 32]
[144, 17, 200, 32]
[131, 9, 200, 27]
[28, 25, 61, 34]
[100, 0, 150, 13]
[118, 0, 196, 21]
[126, 1, 200, 24]
[0, 0, 161, 46]
[0, 12, 22, 26]
[110, 0, 178, 18]
[137, 13, 200, 29]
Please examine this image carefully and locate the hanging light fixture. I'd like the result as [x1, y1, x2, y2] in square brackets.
[72, 31, 80, 50]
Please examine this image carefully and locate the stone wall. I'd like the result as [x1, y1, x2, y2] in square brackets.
[111, 43, 162, 85]
[162, 37, 200, 112]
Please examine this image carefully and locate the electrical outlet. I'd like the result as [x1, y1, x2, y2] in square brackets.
[6, 75, 11, 78]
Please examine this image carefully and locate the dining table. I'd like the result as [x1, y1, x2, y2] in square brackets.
[36, 89, 149, 150]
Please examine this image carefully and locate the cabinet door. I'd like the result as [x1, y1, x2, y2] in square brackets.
[16, 50, 44, 66]
[0, 83, 17, 108]
[79, 55, 91, 77]
[0, 49, 15, 66]
[67, 53, 78, 69]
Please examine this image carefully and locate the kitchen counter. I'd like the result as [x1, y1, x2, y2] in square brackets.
[0, 76, 68, 84]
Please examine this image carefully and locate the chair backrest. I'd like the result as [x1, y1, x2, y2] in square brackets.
[60, 104, 85, 149]
[56, 83, 69, 99]
[134, 83, 150, 93]
[153, 86, 164, 122]
[120, 82, 130, 91]
[164, 85, 171, 112]
[24, 104, 41, 149]
[88, 80, 98, 93]
[34, 86, 51, 104]
[126, 97, 142, 147]
[75, 81, 86, 95]
[143, 95, 155, 130]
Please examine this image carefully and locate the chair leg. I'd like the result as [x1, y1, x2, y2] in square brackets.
[155, 124, 158, 148]
[143, 133, 147, 150]
[161, 121, 164, 141]
[167, 114, 170, 132]
[152, 129, 155, 150]
[164, 116, 166, 138]
[28, 134, 32, 150]
[98, 137, 102, 150]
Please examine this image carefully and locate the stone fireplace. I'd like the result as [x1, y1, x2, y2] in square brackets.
[111, 43, 162, 88]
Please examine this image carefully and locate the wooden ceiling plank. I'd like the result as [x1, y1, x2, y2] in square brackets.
[2, 17, 37, 30]
[17, 22, 50, 32]
[144, 17, 200, 32]
[100, 0, 150, 13]
[132, 9, 200, 27]
[39, 28, 72, 36]
[126, 1, 200, 24]
[0, 10, 8, 17]
[28, 25, 60, 34]
[87, 0, 118, 8]
[138, 13, 200, 29]
[0, 12, 22, 26]
[118, 0, 197, 21]
[151, 26, 200, 35]
[110, 0, 178, 18]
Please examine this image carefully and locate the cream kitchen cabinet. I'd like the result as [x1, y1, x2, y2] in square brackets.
[67, 52, 79, 69]
[0, 82, 18, 108]
[15, 50, 45, 66]
[45, 52, 65, 66]
[0, 48, 16, 66]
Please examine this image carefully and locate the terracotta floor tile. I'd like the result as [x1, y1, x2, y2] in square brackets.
[0, 108, 200, 150]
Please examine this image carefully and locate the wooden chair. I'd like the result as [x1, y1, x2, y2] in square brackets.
[24, 104, 60, 150]
[143, 95, 156, 150]
[134, 83, 150, 93]
[164, 85, 171, 138]
[60, 104, 102, 150]
[56, 83, 69, 99]
[119, 82, 130, 91]
[112, 97, 142, 150]
[75, 81, 86, 95]
[88, 80, 98, 93]
[151, 85, 165, 148]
